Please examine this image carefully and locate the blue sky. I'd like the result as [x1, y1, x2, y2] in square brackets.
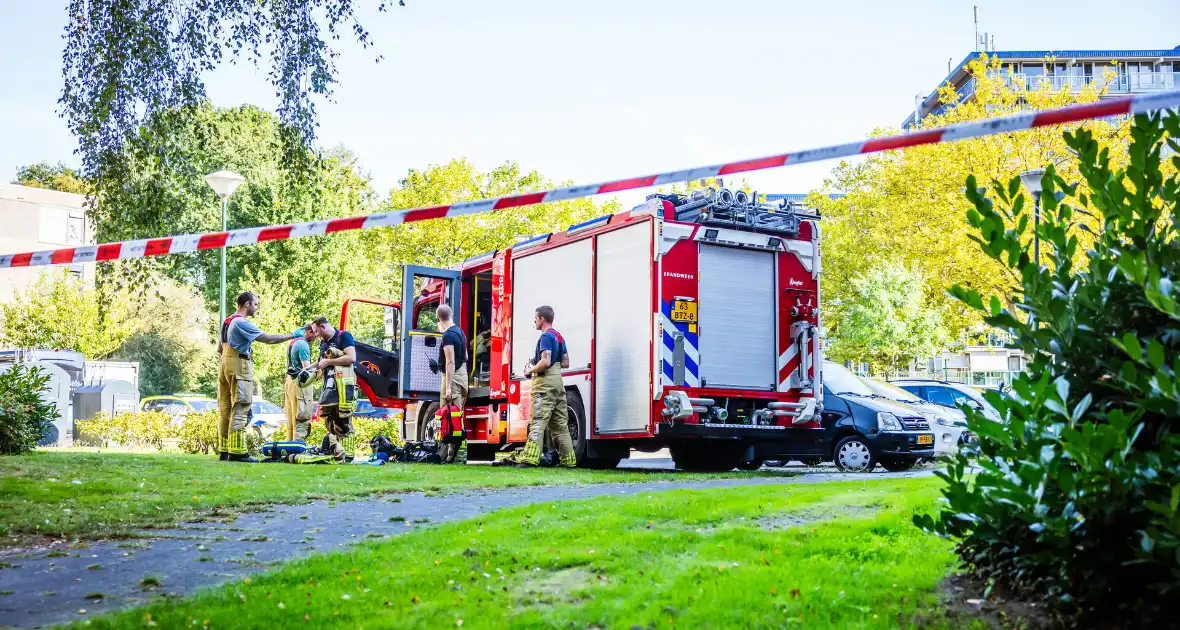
[2, 0, 1177, 212]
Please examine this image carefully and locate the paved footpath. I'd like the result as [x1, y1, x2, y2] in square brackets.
[0, 469, 932, 628]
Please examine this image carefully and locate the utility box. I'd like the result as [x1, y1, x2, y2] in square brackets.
[0, 361, 74, 447]
[73, 380, 139, 422]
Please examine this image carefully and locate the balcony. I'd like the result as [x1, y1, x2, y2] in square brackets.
[986, 71, 1178, 94]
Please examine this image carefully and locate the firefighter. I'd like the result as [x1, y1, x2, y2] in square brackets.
[218, 292, 306, 463]
[284, 325, 317, 441]
[517, 305, 576, 468]
[310, 316, 359, 462]
[436, 304, 468, 464]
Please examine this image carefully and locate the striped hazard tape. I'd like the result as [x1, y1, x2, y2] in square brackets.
[3, 89, 1178, 270]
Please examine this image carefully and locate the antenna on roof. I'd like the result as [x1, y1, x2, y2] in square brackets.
[974, 5, 980, 52]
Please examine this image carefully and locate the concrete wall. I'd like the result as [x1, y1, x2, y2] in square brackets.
[0, 184, 93, 302]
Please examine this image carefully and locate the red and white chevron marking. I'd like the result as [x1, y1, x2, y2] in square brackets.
[4, 89, 1178, 270]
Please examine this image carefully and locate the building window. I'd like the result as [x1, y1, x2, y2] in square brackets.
[1127, 62, 1157, 88]
[67, 213, 85, 245]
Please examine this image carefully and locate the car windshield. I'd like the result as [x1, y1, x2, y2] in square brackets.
[252, 401, 283, 413]
[823, 362, 875, 397]
[188, 400, 216, 412]
[860, 378, 923, 403]
[356, 400, 374, 412]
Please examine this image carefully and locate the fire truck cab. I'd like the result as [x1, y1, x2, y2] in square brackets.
[343, 188, 825, 470]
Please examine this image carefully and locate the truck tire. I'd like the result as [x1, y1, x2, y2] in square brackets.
[417, 402, 455, 462]
[417, 402, 440, 442]
[670, 444, 740, 472]
[566, 389, 621, 469]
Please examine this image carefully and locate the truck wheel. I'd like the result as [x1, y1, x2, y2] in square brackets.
[417, 402, 455, 461]
[833, 435, 876, 473]
[418, 402, 440, 442]
[566, 389, 620, 469]
[737, 459, 763, 471]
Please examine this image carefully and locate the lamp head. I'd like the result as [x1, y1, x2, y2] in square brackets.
[1019, 168, 1046, 196]
[204, 170, 245, 199]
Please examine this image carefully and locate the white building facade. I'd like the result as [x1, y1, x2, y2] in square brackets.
[0, 184, 92, 302]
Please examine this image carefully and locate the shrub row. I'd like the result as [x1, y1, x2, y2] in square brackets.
[76, 409, 402, 456]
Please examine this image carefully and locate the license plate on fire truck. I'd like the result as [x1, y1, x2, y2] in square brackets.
[671, 299, 697, 322]
[917, 435, 933, 445]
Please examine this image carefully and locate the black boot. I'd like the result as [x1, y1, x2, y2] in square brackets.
[218, 452, 229, 461]
[226, 453, 258, 463]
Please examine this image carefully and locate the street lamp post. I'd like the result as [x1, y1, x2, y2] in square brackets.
[203, 170, 246, 327]
[1019, 168, 1045, 263]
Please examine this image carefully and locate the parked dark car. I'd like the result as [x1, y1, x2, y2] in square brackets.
[821, 362, 936, 472]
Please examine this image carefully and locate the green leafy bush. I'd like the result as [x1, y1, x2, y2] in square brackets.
[915, 112, 1180, 623]
[352, 416, 403, 452]
[76, 411, 178, 449]
[176, 410, 220, 454]
[0, 365, 56, 455]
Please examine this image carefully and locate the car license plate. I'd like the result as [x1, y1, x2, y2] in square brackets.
[917, 434, 933, 445]
[671, 300, 697, 322]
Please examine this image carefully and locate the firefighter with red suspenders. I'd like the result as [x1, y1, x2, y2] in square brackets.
[218, 291, 307, 462]
[517, 305, 576, 468]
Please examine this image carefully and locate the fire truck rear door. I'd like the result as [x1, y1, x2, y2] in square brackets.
[399, 265, 462, 400]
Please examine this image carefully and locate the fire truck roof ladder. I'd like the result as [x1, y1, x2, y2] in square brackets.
[649, 188, 816, 237]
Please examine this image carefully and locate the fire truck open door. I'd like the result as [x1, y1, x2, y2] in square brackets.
[398, 265, 462, 400]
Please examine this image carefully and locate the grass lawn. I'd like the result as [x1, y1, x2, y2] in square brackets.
[68, 476, 970, 629]
[0, 450, 747, 545]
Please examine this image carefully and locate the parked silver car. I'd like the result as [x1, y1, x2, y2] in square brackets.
[890, 379, 1003, 423]
[859, 377, 968, 458]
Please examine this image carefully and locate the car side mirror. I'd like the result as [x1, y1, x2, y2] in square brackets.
[965, 399, 983, 410]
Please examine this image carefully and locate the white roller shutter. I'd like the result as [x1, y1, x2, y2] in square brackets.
[698, 245, 775, 390]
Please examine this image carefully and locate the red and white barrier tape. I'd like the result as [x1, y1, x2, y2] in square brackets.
[4, 89, 1178, 270]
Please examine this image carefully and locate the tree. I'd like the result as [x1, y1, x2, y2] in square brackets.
[373, 159, 619, 272]
[61, 0, 400, 190]
[0, 270, 136, 359]
[816, 54, 1130, 338]
[92, 103, 391, 324]
[12, 162, 89, 194]
[825, 262, 947, 375]
[108, 279, 217, 397]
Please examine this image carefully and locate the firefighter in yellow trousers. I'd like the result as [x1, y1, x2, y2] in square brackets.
[218, 291, 307, 463]
[517, 305, 576, 468]
[284, 326, 317, 441]
[311, 316, 359, 462]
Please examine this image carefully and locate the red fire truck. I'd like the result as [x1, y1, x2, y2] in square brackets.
[341, 188, 824, 470]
